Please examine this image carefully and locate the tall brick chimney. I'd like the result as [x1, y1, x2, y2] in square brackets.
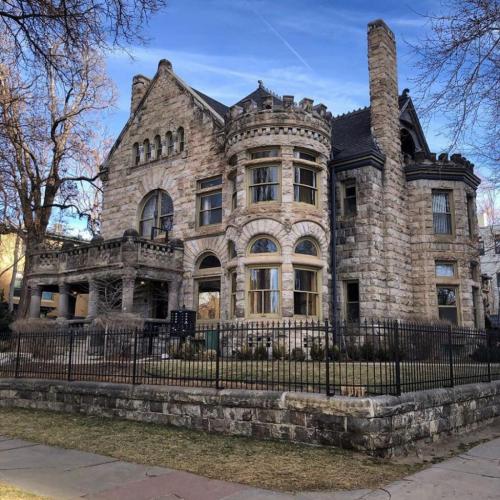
[367, 19, 401, 159]
[130, 74, 150, 115]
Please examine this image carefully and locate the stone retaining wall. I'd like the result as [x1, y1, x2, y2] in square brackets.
[1, 379, 499, 457]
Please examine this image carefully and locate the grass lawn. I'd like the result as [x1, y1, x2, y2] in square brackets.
[0, 482, 46, 499]
[0, 407, 420, 492]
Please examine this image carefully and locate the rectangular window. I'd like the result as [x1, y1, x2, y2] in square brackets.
[479, 239, 485, 255]
[250, 149, 279, 159]
[197, 176, 222, 227]
[472, 287, 480, 328]
[345, 280, 360, 322]
[495, 237, 500, 254]
[248, 267, 280, 316]
[293, 150, 316, 162]
[467, 195, 475, 237]
[437, 286, 459, 325]
[248, 166, 279, 203]
[343, 181, 357, 216]
[294, 268, 318, 316]
[294, 166, 317, 205]
[230, 177, 237, 211]
[197, 279, 220, 320]
[230, 271, 237, 318]
[435, 261, 456, 277]
[432, 190, 453, 234]
[41, 291, 54, 301]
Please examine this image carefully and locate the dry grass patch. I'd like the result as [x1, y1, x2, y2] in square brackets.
[0, 482, 46, 499]
[0, 407, 419, 492]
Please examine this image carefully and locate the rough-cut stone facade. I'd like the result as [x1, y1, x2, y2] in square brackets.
[25, 19, 483, 327]
[2, 378, 500, 457]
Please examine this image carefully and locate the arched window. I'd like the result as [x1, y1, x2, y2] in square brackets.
[166, 131, 174, 156]
[144, 139, 151, 161]
[177, 127, 185, 152]
[154, 135, 162, 159]
[139, 190, 173, 239]
[295, 238, 319, 256]
[133, 143, 140, 166]
[199, 254, 221, 269]
[249, 237, 279, 254]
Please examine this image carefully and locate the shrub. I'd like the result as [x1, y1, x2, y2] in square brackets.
[360, 342, 375, 361]
[472, 345, 500, 363]
[346, 343, 360, 361]
[271, 342, 286, 360]
[202, 349, 217, 361]
[309, 342, 325, 361]
[253, 344, 269, 361]
[235, 345, 254, 360]
[328, 344, 341, 361]
[290, 347, 305, 361]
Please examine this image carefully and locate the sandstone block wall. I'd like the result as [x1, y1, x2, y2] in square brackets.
[2, 378, 500, 457]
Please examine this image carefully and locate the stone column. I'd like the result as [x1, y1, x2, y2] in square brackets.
[28, 285, 42, 319]
[121, 276, 135, 313]
[167, 280, 181, 315]
[57, 282, 70, 320]
[87, 279, 98, 319]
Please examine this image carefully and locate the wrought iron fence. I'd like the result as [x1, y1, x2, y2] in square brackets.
[0, 320, 499, 396]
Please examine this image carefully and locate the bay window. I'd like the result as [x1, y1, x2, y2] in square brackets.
[294, 268, 318, 316]
[248, 166, 280, 203]
[248, 267, 280, 316]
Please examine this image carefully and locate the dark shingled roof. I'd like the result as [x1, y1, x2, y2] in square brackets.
[191, 88, 229, 118]
[234, 85, 282, 108]
[331, 107, 380, 160]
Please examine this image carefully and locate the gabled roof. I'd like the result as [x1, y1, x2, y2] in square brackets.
[191, 88, 229, 118]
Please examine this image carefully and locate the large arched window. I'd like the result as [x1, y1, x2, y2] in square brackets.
[133, 143, 140, 166]
[249, 237, 279, 254]
[177, 127, 185, 152]
[154, 135, 162, 159]
[198, 254, 221, 269]
[166, 131, 174, 156]
[139, 190, 173, 239]
[144, 139, 151, 161]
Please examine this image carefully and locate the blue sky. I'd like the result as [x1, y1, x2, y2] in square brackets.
[105, 0, 452, 153]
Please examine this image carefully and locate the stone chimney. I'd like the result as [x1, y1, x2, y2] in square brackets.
[367, 19, 400, 159]
[130, 74, 150, 115]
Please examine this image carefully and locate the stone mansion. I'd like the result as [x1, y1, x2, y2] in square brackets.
[26, 20, 483, 328]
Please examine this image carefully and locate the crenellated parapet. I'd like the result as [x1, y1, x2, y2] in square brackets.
[225, 90, 332, 156]
[405, 151, 481, 190]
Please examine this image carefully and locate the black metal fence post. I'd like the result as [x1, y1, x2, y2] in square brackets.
[215, 323, 221, 390]
[14, 332, 21, 378]
[132, 329, 139, 385]
[487, 332, 492, 383]
[394, 320, 401, 396]
[67, 330, 74, 382]
[324, 319, 331, 396]
[448, 325, 454, 388]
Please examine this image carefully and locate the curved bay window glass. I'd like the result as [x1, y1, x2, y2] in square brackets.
[294, 166, 317, 205]
[294, 269, 318, 316]
[249, 166, 279, 203]
[295, 239, 318, 256]
[139, 190, 173, 239]
[248, 267, 280, 316]
[250, 237, 278, 254]
[432, 190, 453, 234]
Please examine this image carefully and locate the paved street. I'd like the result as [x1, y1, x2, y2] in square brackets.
[0, 435, 499, 499]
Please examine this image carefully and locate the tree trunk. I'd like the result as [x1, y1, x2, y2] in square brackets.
[16, 235, 42, 319]
[7, 232, 21, 313]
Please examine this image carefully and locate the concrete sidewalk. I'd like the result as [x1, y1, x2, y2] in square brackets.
[0, 435, 499, 499]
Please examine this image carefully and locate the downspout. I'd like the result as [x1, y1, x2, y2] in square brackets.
[328, 154, 338, 332]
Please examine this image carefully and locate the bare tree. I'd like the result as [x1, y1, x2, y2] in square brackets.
[411, 0, 499, 167]
[0, 0, 168, 77]
[0, 39, 114, 317]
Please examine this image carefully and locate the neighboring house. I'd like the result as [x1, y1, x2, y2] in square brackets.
[0, 229, 88, 318]
[479, 225, 500, 325]
[25, 19, 483, 327]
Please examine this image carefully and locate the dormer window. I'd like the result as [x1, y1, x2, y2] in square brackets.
[401, 128, 416, 159]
